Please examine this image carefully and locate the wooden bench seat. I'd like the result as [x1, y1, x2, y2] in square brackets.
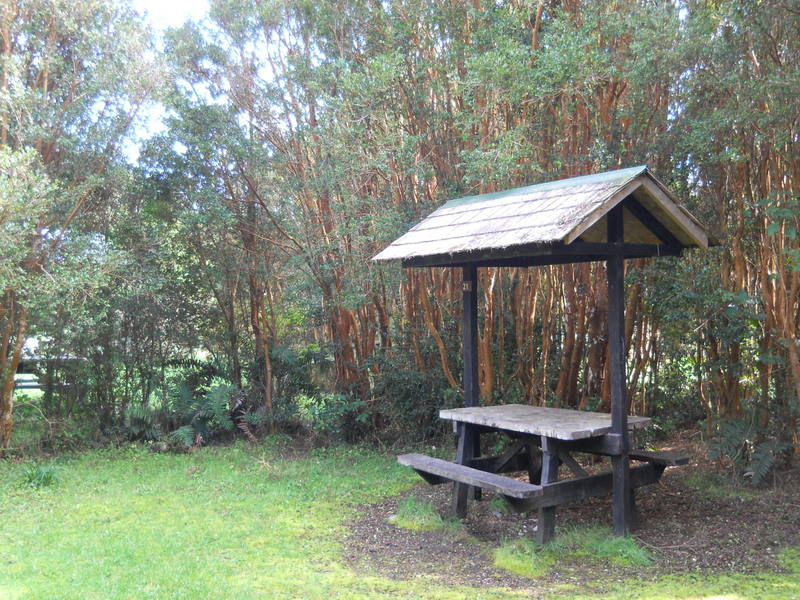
[629, 450, 689, 466]
[398, 449, 688, 529]
[398, 453, 542, 499]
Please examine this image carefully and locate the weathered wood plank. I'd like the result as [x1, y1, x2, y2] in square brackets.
[439, 404, 650, 440]
[469, 451, 536, 475]
[629, 450, 689, 466]
[401, 243, 683, 268]
[608, 203, 632, 537]
[504, 463, 665, 514]
[558, 451, 589, 478]
[398, 453, 543, 499]
[454, 422, 477, 517]
[536, 438, 560, 544]
[623, 196, 682, 247]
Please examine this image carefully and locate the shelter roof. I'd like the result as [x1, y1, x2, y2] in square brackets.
[373, 166, 711, 268]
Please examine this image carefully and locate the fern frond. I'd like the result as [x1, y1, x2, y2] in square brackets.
[170, 425, 195, 447]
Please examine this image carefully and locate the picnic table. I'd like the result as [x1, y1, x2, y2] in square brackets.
[375, 167, 710, 540]
[399, 404, 687, 543]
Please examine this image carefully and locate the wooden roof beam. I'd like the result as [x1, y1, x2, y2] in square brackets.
[401, 242, 682, 269]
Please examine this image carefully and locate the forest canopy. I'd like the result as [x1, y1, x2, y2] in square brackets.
[1, 0, 798, 484]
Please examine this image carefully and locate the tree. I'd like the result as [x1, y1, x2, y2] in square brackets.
[0, 0, 155, 448]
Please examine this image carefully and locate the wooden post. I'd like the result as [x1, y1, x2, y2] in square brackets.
[454, 265, 480, 516]
[453, 422, 475, 517]
[463, 265, 479, 408]
[536, 437, 560, 544]
[607, 205, 631, 536]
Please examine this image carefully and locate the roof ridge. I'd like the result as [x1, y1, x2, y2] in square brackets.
[444, 165, 648, 209]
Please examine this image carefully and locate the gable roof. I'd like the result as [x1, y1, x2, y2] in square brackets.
[372, 166, 710, 267]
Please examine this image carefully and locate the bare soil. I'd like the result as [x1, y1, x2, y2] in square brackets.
[343, 430, 800, 591]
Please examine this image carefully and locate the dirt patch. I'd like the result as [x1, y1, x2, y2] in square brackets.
[343, 430, 800, 590]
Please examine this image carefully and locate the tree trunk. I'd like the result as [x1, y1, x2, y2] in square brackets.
[0, 305, 28, 449]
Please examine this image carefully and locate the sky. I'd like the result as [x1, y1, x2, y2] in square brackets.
[130, 0, 210, 30]
[123, 0, 211, 163]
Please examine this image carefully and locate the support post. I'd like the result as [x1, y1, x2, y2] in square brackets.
[453, 422, 475, 517]
[607, 205, 631, 536]
[454, 265, 480, 516]
[536, 437, 560, 544]
[462, 265, 479, 408]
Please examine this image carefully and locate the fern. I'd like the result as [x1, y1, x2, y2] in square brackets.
[170, 425, 195, 447]
[745, 439, 790, 485]
[125, 404, 162, 441]
[243, 413, 264, 425]
[708, 417, 750, 463]
[205, 383, 234, 431]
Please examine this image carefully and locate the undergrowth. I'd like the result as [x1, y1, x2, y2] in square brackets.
[493, 525, 652, 579]
[492, 538, 555, 578]
[682, 469, 760, 501]
[390, 496, 463, 534]
[20, 462, 61, 489]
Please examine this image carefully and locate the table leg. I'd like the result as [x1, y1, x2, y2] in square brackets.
[629, 487, 640, 531]
[526, 441, 542, 484]
[536, 437, 560, 544]
[472, 430, 482, 501]
[453, 422, 476, 518]
[612, 453, 632, 535]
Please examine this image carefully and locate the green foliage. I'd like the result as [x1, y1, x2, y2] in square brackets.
[166, 380, 237, 448]
[4, 0, 799, 458]
[709, 414, 791, 485]
[492, 538, 556, 578]
[488, 495, 510, 516]
[293, 392, 368, 441]
[21, 462, 61, 489]
[389, 496, 462, 534]
[780, 547, 800, 574]
[371, 349, 461, 443]
[124, 403, 163, 442]
[682, 470, 758, 502]
[494, 525, 652, 579]
[0, 445, 795, 599]
[593, 534, 654, 567]
[554, 526, 652, 567]
[745, 439, 791, 486]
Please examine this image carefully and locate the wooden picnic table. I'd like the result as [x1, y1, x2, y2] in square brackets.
[377, 168, 709, 541]
[439, 404, 651, 439]
[399, 404, 686, 543]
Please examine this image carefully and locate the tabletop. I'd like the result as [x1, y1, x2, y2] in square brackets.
[439, 404, 651, 440]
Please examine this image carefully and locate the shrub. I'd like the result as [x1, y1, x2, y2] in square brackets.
[709, 412, 792, 486]
[167, 380, 237, 448]
[21, 463, 61, 489]
[294, 392, 368, 442]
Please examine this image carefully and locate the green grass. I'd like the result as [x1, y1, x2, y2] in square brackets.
[0, 443, 797, 599]
[389, 496, 463, 534]
[493, 525, 652, 579]
[0, 442, 528, 600]
[682, 470, 760, 501]
[493, 538, 556, 577]
[556, 525, 653, 566]
[20, 462, 61, 488]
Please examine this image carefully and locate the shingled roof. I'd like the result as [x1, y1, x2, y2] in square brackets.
[373, 166, 710, 267]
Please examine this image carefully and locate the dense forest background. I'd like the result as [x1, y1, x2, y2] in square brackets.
[0, 0, 797, 484]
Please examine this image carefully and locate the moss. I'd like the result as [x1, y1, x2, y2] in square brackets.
[493, 525, 652, 579]
[389, 496, 463, 534]
[493, 538, 556, 578]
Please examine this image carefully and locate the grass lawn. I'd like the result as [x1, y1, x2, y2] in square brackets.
[0, 441, 797, 599]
